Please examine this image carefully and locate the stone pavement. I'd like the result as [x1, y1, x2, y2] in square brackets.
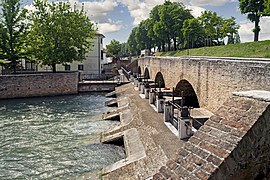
[102, 82, 185, 179]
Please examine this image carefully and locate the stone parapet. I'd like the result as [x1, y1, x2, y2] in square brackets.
[138, 56, 270, 112]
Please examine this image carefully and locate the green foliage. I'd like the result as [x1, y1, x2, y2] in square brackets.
[182, 18, 205, 48]
[0, 0, 28, 72]
[106, 39, 121, 57]
[198, 11, 224, 45]
[220, 17, 240, 44]
[29, 0, 95, 72]
[265, 0, 270, 13]
[159, 1, 193, 51]
[159, 40, 270, 58]
[239, 0, 270, 41]
[126, 2, 240, 54]
[127, 27, 140, 55]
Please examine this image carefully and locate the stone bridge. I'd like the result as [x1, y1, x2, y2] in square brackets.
[129, 56, 270, 179]
[137, 56, 270, 112]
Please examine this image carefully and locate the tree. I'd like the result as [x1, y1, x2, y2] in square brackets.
[182, 18, 205, 48]
[198, 11, 223, 46]
[239, 0, 270, 41]
[158, 1, 193, 51]
[265, 0, 270, 13]
[0, 0, 28, 73]
[119, 42, 129, 58]
[29, 0, 95, 72]
[127, 27, 140, 55]
[106, 39, 121, 57]
[220, 17, 240, 44]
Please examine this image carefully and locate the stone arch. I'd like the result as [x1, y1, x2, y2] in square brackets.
[154, 72, 165, 88]
[144, 68, 150, 79]
[175, 79, 199, 108]
[138, 66, 142, 76]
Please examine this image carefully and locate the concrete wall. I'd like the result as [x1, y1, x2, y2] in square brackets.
[0, 72, 78, 99]
[138, 57, 270, 112]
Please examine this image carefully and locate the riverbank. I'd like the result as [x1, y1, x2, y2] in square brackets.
[102, 82, 185, 179]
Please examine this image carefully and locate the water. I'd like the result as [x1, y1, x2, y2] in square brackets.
[0, 94, 125, 179]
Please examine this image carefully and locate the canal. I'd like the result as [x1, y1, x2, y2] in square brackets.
[0, 94, 125, 179]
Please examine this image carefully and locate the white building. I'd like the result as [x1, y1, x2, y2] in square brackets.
[38, 33, 105, 76]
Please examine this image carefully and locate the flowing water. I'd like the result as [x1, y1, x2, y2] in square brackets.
[0, 94, 125, 179]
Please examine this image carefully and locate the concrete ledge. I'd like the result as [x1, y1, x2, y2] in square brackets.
[102, 128, 146, 174]
[105, 99, 118, 107]
[105, 91, 117, 98]
[233, 90, 270, 102]
[118, 97, 129, 107]
[103, 112, 120, 121]
[104, 109, 133, 134]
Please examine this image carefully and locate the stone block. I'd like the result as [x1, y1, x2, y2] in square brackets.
[166, 160, 178, 170]
[206, 154, 222, 166]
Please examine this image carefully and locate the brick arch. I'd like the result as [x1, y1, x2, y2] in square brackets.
[175, 79, 200, 108]
[144, 67, 150, 79]
[154, 72, 165, 88]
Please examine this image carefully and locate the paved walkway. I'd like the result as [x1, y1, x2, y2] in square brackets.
[103, 82, 185, 179]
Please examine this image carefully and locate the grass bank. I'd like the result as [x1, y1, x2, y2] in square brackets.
[156, 40, 270, 58]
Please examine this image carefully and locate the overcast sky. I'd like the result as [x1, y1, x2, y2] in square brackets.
[24, 0, 270, 46]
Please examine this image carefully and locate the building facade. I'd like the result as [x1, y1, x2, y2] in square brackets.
[38, 33, 105, 76]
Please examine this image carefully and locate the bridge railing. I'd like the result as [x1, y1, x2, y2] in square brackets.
[121, 66, 131, 81]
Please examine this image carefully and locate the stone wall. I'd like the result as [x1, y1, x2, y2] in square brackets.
[138, 57, 270, 112]
[0, 72, 78, 99]
[78, 82, 117, 92]
[153, 92, 270, 179]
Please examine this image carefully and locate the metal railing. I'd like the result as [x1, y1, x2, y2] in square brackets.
[121, 66, 130, 81]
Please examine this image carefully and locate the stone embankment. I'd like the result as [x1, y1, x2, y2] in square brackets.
[0, 72, 78, 99]
[101, 83, 185, 179]
[102, 82, 270, 179]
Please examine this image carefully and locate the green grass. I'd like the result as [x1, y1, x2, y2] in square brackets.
[157, 40, 270, 58]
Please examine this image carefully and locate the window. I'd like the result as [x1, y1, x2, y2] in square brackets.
[101, 50, 104, 60]
[64, 65, 70, 71]
[78, 64, 84, 71]
[101, 38, 103, 44]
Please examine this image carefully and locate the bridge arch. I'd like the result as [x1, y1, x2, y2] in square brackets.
[175, 79, 199, 108]
[154, 72, 165, 88]
[144, 68, 150, 79]
[138, 66, 142, 76]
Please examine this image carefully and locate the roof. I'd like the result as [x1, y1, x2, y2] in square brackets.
[95, 33, 105, 38]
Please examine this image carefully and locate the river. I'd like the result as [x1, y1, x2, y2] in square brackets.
[0, 94, 125, 179]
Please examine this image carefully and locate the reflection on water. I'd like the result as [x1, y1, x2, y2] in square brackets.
[0, 94, 124, 179]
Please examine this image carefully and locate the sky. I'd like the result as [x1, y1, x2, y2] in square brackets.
[24, 0, 270, 46]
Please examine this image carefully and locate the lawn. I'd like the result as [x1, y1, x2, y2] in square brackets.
[157, 40, 270, 58]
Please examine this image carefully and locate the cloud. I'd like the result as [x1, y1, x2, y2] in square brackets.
[68, 0, 118, 21]
[186, 5, 206, 17]
[24, 0, 123, 34]
[239, 17, 270, 42]
[189, 0, 231, 6]
[24, 4, 36, 12]
[120, 0, 187, 25]
[97, 19, 124, 34]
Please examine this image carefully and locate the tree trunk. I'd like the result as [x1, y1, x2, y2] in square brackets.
[254, 16, 260, 42]
[52, 64, 56, 73]
[162, 42, 165, 52]
[12, 60, 16, 74]
[173, 37, 177, 51]
[167, 36, 171, 52]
